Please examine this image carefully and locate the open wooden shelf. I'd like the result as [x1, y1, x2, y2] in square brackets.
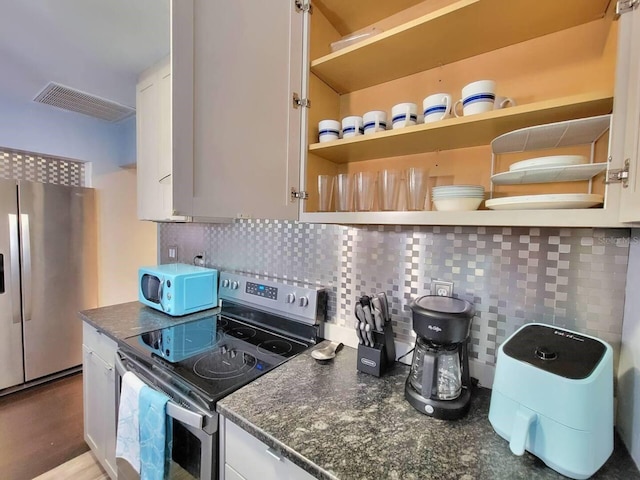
[310, 0, 610, 94]
[299, 207, 623, 228]
[312, 0, 425, 36]
[308, 92, 614, 164]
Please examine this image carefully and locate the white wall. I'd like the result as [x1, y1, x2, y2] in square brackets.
[93, 168, 157, 305]
[618, 229, 640, 468]
[0, 93, 157, 306]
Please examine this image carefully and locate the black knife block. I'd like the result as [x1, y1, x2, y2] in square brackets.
[357, 323, 396, 377]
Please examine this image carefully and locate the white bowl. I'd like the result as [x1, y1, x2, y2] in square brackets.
[432, 193, 485, 198]
[433, 197, 483, 211]
[433, 185, 484, 192]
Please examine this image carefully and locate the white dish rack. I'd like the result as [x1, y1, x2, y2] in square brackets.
[489, 115, 612, 209]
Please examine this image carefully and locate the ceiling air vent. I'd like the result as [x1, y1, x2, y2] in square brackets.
[33, 82, 135, 122]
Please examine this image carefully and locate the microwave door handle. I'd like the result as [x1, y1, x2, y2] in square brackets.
[116, 353, 204, 430]
[158, 279, 165, 312]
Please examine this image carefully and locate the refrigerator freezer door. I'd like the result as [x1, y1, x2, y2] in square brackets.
[0, 180, 24, 390]
[19, 182, 98, 382]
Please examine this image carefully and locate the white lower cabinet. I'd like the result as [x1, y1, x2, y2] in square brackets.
[82, 322, 117, 479]
[223, 417, 316, 480]
[224, 464, 247, 480]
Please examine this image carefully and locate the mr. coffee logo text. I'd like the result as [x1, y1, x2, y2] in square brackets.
[428, 325, 442, 332]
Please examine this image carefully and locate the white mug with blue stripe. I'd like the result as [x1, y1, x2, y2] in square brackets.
[363, 110, 387, 135]
[453, 80, 496, 117]
[318, 119, 341, 143]
[391, 102, 418, 129]
[341, 116, 364, 138]
[422, 93, 453, 123]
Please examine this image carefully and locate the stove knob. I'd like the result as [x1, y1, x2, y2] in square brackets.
[299, 296, 309, 307]
[222, 279, 230, 288]
[221, 345, 228, 354]
[229, 349, 237, 358]
[231, 281, 239, 290]
[286, 293, 296, 304]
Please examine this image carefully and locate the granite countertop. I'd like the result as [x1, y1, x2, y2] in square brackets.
[79, 301, 220, 340]
[217, 342, 639, 480]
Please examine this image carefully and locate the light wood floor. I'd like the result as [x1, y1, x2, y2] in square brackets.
[33, 451, 108, 480]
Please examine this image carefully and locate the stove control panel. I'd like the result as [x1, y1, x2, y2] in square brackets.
[219, 271, 327, 326]
[246, 281, 278, 300]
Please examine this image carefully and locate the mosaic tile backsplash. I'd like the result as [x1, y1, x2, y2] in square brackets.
[159, 222, 630, 370]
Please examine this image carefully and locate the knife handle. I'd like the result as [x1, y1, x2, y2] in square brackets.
[360, 321, 369, 346]
[364, 323, 374, 347]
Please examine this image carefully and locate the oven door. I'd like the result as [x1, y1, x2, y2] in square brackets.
[115, 352, 218, 480]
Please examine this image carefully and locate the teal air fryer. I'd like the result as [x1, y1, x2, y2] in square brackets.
[489, 323, 613, 479]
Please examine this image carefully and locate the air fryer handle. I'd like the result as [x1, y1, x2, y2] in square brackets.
[510, 408, 538, 456]
[420, 350, 437, 398]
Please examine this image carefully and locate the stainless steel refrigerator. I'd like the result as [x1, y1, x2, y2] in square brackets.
[0, 179, 97, 391]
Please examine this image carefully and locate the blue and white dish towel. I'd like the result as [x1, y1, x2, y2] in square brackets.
[139, 385, 171, 480]
[116, 371, 146, 474]
[116, 371, 172, 480]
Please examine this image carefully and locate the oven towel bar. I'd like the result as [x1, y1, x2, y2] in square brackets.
[139, 386, 172, 480]
[116, 371, 146, 474]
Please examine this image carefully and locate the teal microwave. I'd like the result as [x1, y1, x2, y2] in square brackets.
[138, 264, 218, 316]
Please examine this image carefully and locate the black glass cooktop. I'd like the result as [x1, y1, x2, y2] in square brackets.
[120, 311, 313, 409]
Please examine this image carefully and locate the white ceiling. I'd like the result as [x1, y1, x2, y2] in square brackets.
[0, 0, 169, 109]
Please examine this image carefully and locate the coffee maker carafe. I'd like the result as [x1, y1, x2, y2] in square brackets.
[405, 295, 474, 420]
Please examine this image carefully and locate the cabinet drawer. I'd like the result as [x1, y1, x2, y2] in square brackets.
[225, 420, 316, 480]
[82, 322, 117, 365]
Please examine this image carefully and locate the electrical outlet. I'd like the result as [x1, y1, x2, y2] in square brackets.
[431, 280, 454, 297]
[168, 245, 178, 262]
[194, 252, 206, 267]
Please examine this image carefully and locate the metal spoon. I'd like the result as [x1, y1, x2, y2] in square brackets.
[311, 342, 344, 361]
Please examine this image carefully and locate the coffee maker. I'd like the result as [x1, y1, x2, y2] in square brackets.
[405, 295, 474, 420]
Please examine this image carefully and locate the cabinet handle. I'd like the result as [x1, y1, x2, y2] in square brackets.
[265, 448, 283, 462]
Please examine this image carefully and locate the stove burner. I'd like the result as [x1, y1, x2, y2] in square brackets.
[257, 339, 293, 356]
[193, 347, 256, 379]
[228, 326, 256, 340]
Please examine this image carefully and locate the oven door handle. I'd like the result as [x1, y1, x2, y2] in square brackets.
[115, 353, 204, 430]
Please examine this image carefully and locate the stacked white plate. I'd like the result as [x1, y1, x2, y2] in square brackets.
[432, 185, 485, 211]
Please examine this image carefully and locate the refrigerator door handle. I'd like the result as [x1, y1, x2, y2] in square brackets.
[8, 214, 21, 324]
[20, 213, 32, 322]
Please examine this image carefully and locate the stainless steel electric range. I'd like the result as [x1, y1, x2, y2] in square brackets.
[115, 271, 327, 480]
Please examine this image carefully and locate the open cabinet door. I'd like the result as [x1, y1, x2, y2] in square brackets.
[615, 2, 640, 222]
[171, 0, 307, 221]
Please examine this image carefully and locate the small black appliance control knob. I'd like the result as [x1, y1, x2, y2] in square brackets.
[535, 346, 558, 361]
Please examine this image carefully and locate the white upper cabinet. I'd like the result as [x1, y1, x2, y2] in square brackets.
[171, 0, 307, 221]
[614, 1, 640, 223]
[297, 0, 640, 227]
[137, 57, 188, 222]
[166, 0, 640, 227]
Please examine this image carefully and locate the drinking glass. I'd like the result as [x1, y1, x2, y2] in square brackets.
[406, 168, 428, 211]
[317, 175, 334, 212]
[335, 173, 354, 212]
[354, 172, 376, 211]
[377, 169, 402, 211]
